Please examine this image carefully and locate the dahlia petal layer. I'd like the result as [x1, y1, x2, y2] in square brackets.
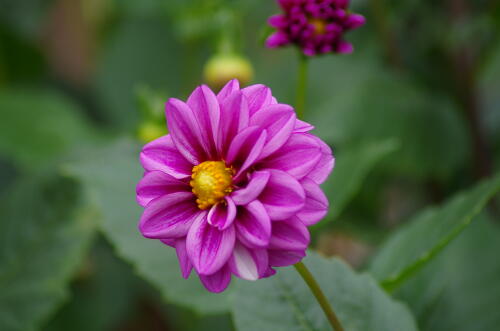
[235, 201, 272, 248]
[296, 177, 329, 226]
[207, 197, 236, 230]
[187, 215, 236, 275]
[139, 192, 203, 239]
[228, 242, 268, 281]
[137, 80, 334, 293]
[259, 169, 306, 220]
[139, 135, 192, 179]
[136, 170, 189, 207]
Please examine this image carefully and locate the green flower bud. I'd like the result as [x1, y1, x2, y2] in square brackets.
[204, 53, 254, 89]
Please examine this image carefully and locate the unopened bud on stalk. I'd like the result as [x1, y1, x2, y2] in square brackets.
[203, 53, 254, 90]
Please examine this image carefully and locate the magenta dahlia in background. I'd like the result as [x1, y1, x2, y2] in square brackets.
[136, 79, 334, 293]
[266, 0, 365, 56]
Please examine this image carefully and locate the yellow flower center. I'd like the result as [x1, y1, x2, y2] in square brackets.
[190, 161, 234, 210]
[310, 18, 327, 35]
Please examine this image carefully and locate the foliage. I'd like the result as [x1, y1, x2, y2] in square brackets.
[370, 173, 500, 291]
[0, 174, 95, 331]
[0, 0, 499, 330]
[393, 217, 500, 331]
[232, 252, 418, 331]
[0, 90, 98, 170]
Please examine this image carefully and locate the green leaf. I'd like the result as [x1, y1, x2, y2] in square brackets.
[320, 139, 399, 224]
[308, 59, 469, 180]
[64, 138, 231, 315]
[0, 174, 95, 331]
[0, 89, 97, 169]
[43, 239, 144, 331]
[395, 216, 500, 331]
[369, 173, 500, 291]
[231, 251, 418, 331]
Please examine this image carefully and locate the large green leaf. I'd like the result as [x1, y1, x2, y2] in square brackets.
[43, 239, 144, 331]
[369, 173, 500, 291]
[320, 139, 399, 224]
[45, 237, 235, 331]
[64, 138, 231, 315]
[0, 89, 97, 169]
[231, 251, 418, 331]
[395, 216, 500, 331]
[307, 58, 469, 180]
[0, 174, 95, 331]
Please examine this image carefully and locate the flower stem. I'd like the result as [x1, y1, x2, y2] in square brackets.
[294, 261, 344, 331]
[295, 53, 309, 119]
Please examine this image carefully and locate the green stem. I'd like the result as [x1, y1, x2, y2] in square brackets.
[294, 262, 345, 331]
[295, 53, 309, 119]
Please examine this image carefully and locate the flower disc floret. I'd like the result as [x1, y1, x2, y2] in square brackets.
[190, 161, 234, 209]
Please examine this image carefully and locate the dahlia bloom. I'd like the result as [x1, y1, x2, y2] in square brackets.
[266, 0, 365, 56]
[136, 79, 334, 292]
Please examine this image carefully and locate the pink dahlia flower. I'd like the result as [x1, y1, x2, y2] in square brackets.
[136, 79, 334, 293]
[266, 0, 365, 56]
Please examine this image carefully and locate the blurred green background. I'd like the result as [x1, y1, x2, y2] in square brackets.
[0, 0, 499, 330]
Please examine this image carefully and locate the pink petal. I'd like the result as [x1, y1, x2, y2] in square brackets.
[263, 267, 276, 278]
[258, 169, 305, 220]
[165, 99, 207, 164]
[228, 242, 268, 281]
[306, 136, 334, 184]
[186, 215, 236, 275]
[160, 238, 175, 247]
[303, 46, 316, 57]
[266, 31, 290, 48]
[268, 14, 288, 28]
[231, 170, 270, 205]
[175, 238, 192, 279]
[140, 135, 192, 178]
[268, 217, 310, 251]
[217, 79, 240, 103]
[337, 40, 354, 54]
[187, 85, 220, 158]
[337, 0, 349, 9]
[259, 133, 322, 180]
[277, 0, 294, 10]
[207, 197, 236, 230]
[217, 91, 250, 156]
[345, 14, 366, 29]
[139, 192, 204, 239]
[250, 104, 296, 159]
[242, 84, 273, 115]
[296, 177, 328, 226]
[226, 126, 267, 179]
[268, 249, 306, 267]
[199, 265, 231, 293]
[136, 170, 189, 207]
[294, 119, 314, 132]
[235, 200, 271, 248]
